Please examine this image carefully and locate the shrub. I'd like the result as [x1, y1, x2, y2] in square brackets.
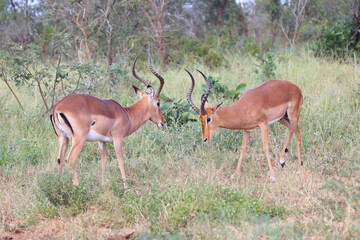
[254, 51, 277, 81]
[159, 94, 196, 127]
[312, 21, 357, 58]
[242, 37, 260, 56]
[201, 75, 246, 102]
[35, 171, 97, 215]
[204, 50, 223, 68]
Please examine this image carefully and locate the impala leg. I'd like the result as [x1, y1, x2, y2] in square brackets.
[231, 130, 250, 178]
[98, 141, 108, 184]
[259, 123, 275, 181]
[278, 119, 293, 168]
[66, 137, 87, 185]
[288, 109, 302, 171]
[289, 119, 302, 170]
[57, 135, 69, 171]
[114, 137, 127, 188]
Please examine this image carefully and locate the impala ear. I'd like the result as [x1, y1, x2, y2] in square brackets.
[214, 102, 223, 114]
[133, 85, 144, 98]
[146, 85, 154, 101]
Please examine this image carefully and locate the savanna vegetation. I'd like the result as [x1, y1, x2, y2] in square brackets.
[0, 0, 359, 239]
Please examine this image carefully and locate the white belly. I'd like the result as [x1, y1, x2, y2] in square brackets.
[87, 129, 113, 142]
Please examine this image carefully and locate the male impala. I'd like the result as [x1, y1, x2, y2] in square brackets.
[186, 70, 303, 180]
[50, 55, 165, 187]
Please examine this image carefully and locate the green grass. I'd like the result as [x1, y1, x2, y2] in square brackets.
[0, 51, 359, 239]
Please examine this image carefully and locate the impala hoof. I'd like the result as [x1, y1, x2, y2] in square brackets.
[281, 162, 285, 168]
[269, 175, 275, 182]
[301, 161, 303, 166]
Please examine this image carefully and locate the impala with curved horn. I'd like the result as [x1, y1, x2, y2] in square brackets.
[50, 55, 165, 187]
[186, 69, 303, 180]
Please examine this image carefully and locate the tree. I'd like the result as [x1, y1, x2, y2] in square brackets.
[142, 0, 167, 70]
[281, 0, 308, 48]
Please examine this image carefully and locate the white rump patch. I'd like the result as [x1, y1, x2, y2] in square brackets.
[56, 112, 72, 139]
[87, 129, 113, 142]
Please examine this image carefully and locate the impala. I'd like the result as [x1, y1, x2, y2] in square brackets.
[185, 70, 303, 180]
[50, 55, 165, 187]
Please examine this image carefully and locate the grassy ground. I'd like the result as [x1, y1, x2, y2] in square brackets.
[0, 52, 359, 239]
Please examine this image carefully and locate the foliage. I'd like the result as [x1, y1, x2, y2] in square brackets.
[113, 185, 285, 235]
[204, 50, 223, 68]
[242, 37, 261, 56]
[201, 75, 246, 102]
[159, 94, 196, 127]
[312, 21, 357, 58]
[0, 43, 107, 116]
[254, 51, 277, 81]
[169, 35, 224, 68]
[35, 171, 97, 215]
[1, 53, 360, 238]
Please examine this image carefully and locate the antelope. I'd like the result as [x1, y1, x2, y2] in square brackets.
[50, 55, 165, 187]
[185, 70, 303, 180]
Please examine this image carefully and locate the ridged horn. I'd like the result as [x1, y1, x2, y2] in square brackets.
[196, 69, 211, 115]
[148, 54, 165, 97]
[132, 54, 151, 87]
[185, 69, 201, 115]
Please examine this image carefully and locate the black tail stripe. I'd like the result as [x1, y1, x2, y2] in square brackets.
[59, 112, 74, 135]
[49, 114, 58, 137]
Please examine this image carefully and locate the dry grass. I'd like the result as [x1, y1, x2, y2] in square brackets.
[0, 52, 359, 239]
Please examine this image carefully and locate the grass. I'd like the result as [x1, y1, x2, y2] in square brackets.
[0, 51, 359, 239]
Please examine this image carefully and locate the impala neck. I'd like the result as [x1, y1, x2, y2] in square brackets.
[124, 99, 151, 136]
[217, 103, 248, 129]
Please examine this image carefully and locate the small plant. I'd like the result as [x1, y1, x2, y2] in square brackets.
[201, 75, 246, 102]
[254, 51, 277, 81]
[159, 94, 196, 127]
[242, 37, 260, 56]
[204, 50, 222, 68]
[35, 171, 96, 215]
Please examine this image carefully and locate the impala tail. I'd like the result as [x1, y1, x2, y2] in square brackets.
[50, 111, 74, 138]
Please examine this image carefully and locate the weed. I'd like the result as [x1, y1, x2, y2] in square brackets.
[35, 171, 97, 216]
[159, 93, 196, 127]
[201, 75, 246, 102]
[254, 51, 277, 81]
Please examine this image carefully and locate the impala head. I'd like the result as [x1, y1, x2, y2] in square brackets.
[132, 54, 165, 127]
[185, 69, 223, 142]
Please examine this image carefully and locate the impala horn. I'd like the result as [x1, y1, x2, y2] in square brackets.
[148, 54, 165, 98]
[197, 69, 211, 115]
[132, 55, 152, 88]
[185, 69, 201, 115]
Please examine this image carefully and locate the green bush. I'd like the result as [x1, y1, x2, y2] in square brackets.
[242, 37, 260, 56]
[254, 51, 277, 81]
[312, 21, 357, 58]
[201, 75, 246, 102]
[35, 171, 97, 215]
[159, 94, 196, 127]
[204, 50, 223, 68]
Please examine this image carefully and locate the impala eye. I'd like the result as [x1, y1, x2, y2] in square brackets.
[207, 117, 211, 123]
[157, 101, 160, 107]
